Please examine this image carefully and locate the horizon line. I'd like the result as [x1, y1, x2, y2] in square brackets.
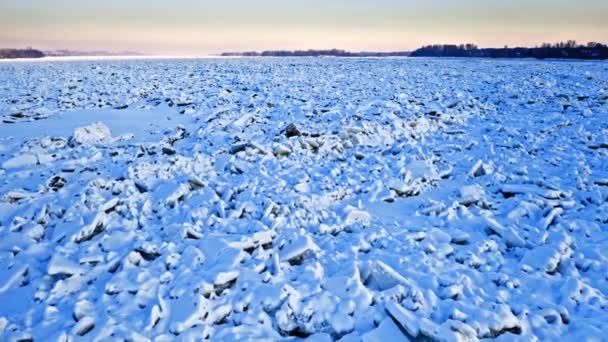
[3, 39, 607, 58]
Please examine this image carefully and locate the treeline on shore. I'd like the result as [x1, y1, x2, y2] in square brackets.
[3, 41, 607, 60]
[221, 49, 410, 57]
[0, 48, 45, 59]
[224, 41, 608, 60]
[410, 41, 608, 60]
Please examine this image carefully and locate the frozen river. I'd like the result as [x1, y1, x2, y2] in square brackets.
[1, 57, 607, 340]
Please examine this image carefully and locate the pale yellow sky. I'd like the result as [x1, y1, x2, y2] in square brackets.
[1, 0, 607, 54]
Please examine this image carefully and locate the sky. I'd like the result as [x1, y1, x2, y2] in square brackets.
[1, 0, 607, 55]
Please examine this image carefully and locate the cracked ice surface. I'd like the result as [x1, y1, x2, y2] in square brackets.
[0, 58, 607, 341]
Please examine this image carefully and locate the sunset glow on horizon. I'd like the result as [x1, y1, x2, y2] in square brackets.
[1, 0, 607, 55]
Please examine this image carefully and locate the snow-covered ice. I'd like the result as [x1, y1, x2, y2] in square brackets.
[0, 57, 607, 340]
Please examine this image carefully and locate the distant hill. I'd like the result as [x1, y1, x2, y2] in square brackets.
[221, 49, 410, 57]
[0, 48, 45, 59]
[0, 48, 145, 59]
[410, 41, 608, 60]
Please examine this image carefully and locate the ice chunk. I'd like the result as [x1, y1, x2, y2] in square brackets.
[459, 185, 485, 206]
[385, 302, 420, 337]
[72, 122, 112, 145]
[2, 154, 38, 169]
[73, 213, 108, 243]
[168, 295, 210, 334]
[0, 265, 29, 292]
[407, 159, 438, 180]
[469, 159, 493, 177]
[539, 207, 563, 230]
[331, 312, 355, 336]
[273, 144, 291, 157]
[344, 207, 372, 227]
[48, 255, 85, 277]
[484, 217, 525, 248]
[280, 235, 319, 265]
[73, 300, 94, 321]
[362, 317, 409, 342]
[72, 316, 95, 336]
[521, 233, 573, 274]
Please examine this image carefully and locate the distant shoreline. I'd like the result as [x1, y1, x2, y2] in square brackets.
[221, 49, 410, 58]
[225, 42, 608, 60]
[0, 48, 44, 59]
[410, 42, 608, 60]
[3, 41, 607, 60]
[0, 48, 143, 60]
